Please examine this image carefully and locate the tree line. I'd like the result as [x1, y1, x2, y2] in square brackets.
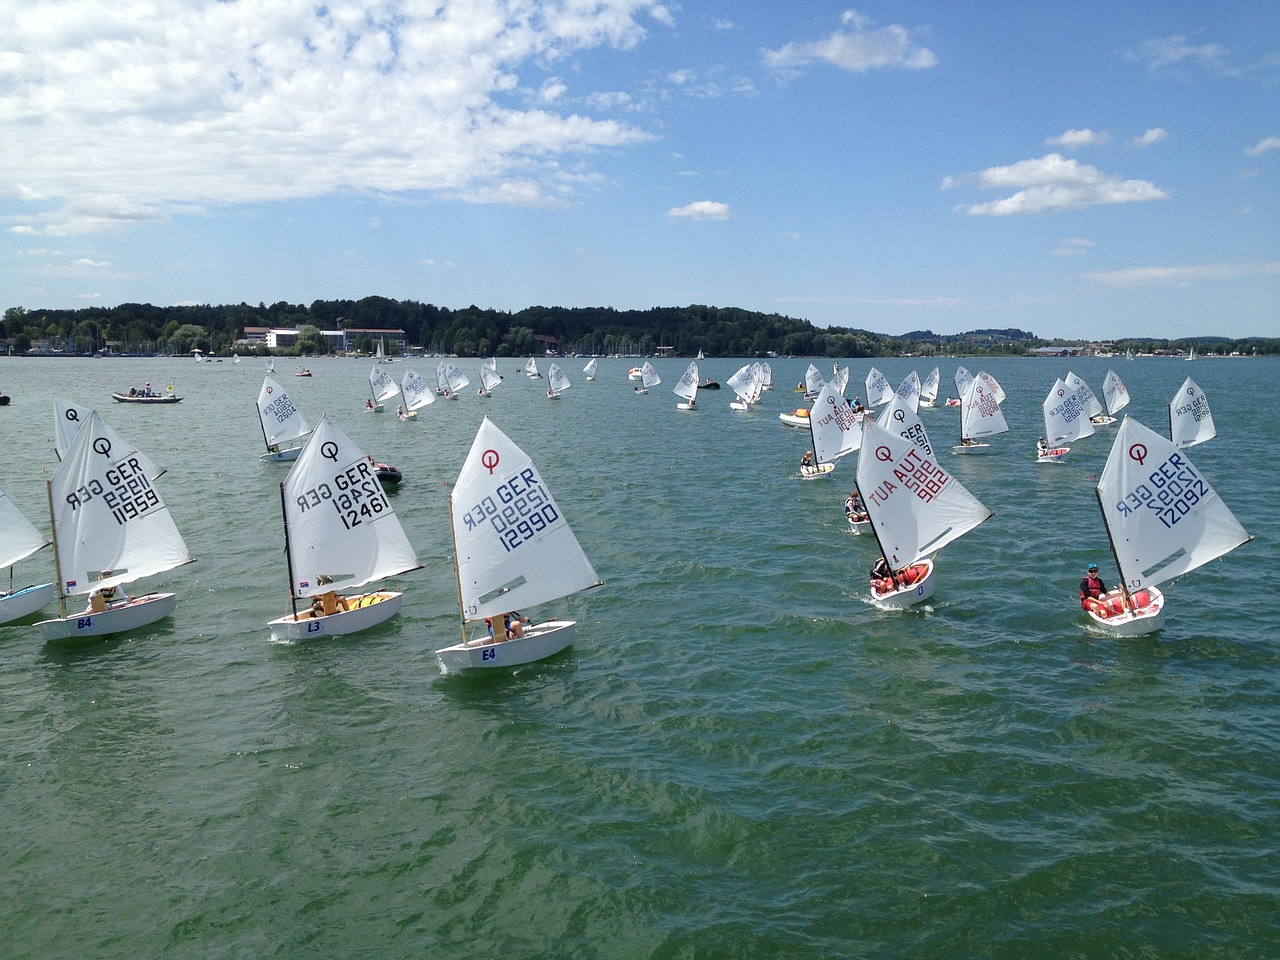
[2, 299, 1275, 358]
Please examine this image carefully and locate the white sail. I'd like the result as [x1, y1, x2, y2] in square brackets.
[1065, 371, 1104, 419]
[49, 410, 191, 598]
[960, 377, 1008, 440]
[641, 362, 661, 390]
[856, 416, 993, 570]
[896, 372, 921, 412]
[401, 368, 437, 411]
[258, 377, 311, 448]
[673, 362, 699, 402]
[832, 364, 850, 397]
[804, 364, 826, 397]
[480, 358, 503, 394]
[976, 371, 1006, 405]
[879, 390, 935, 458]
[1102, 369, 1130, 416]
[865, 367, 893, 406]
[266, 357, 275, 373]
[760, 362, 773, 389]
[452, 418, 599, 622]
[583, 358, 598, 379]
[0, 488, 48, 570]
[442, 362, 471, 394]
[726, 363, 756, 404]
[1170, 377, 1215, 448]
[953, 366, 974, 399]
[281, 415, 419, 598]
[809, 382, 862, 463]
[525, 357, 539, 377]
[547, 364, 571, 394]
[920, 367, 940, 404]
[1098, 417, 1249, 591]
[370, 366, 400, 405]
[1043, 378, 1096, 445]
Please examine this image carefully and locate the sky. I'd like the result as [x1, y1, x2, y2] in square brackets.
[1, 1, 1277, 341]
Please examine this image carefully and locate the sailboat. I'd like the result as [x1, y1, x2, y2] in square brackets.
[1085, 417, 1250, 636]
[266, 357, 275, 373]
[805, 381, 860, 479]
[1039, 377, 1094, 462]
[1125, 347, 1134, 362]
[726, 363, 758, 411]
[673, 361, 699, 410]
[267, 415, 421, 642]
[478, 358, 503, 397]
[435, 418, 603, 672]
[437, 361, 470, 400]
[856, 415, 993, 609]
[36, 411, 194, 641]
[0, 488, 55, 625]
[865, 367, 893, 408]
[1186, 346, 1197, 361]
[546, 363, 571, 399]
[919, 367, 940, 408]
[399, 368, 436, 419]
[368, 366, 398, 412]
[258, 376, 313, 462]
[525, 358, 542, 379]
[802, 364, 826, 401]
[1099, 369, 1130, 425]
[954, 376, 1008, 453]
[582, 357, 598, 381]
[634, 361, 660, 395]
[1170, 377, 1215, 448]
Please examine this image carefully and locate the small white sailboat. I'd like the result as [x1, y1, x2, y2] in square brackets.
[1085, 417, 1250, 636]
[1066, 371, 1106, 427]
[36, 411, 194, 641]
[856, 415, 993, 609]
[546, 363, 571, 399]
[399, 368, 436, 419]
[954, 375, 1008, 453]
[266, 357, 276, 373]
[233, 353, 240, 364]
[435, 418, 603, 673]
[1185, 346, 1197, 361]
[437, 361, 471, 400]
[582, 357, 598, 381]
[525, 357, 542, 379]
[802, 364, 826, 401]
[726, 363, 757, 411]
[0, 488, 55, 625]
[368, 365, 399, 412]
[865, 367, 893, 408]
[1170, 377, 1215, 448]
[258, 376, 313, 462]
[805, 381, 861, 478]
[919, 367, 940, 408]
[1125, 347, 1134, 361]
[634, 361, 660, 395]
[673, 361, 699, 410]
[1100, 369, 1130, 425]
[267, 415, 421, 642]
[1040, 377, 1095, 462]
[478, 358, 503, 397]
[953, 366, 974, 404]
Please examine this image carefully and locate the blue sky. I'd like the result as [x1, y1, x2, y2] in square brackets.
[1, 2, 1276, 340]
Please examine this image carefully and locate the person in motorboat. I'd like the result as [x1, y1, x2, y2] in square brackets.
[1079, 563, 1108, 616]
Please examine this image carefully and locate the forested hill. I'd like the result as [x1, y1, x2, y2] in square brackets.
[2, 299, 1274, 358]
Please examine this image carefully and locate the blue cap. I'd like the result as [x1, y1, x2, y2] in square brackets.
[1087, 563, 1098, 570]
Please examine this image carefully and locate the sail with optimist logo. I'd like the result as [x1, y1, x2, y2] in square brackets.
[1169, 377, 1215, 448]
[673, 362, 699, 409]
[258, 376, 313, 462]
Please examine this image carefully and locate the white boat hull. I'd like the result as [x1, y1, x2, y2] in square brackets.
[779, 412, 809, 428]
[800, 462, 835, 480]
[870, 559, 936, 609]
[676, 402, 695, 411]
[847, 517, 870, 535]
[260, 447, 303, 463]
[436, 619, 576, 673]
[1037, 446, 1070, 463]
[729, 400, 750, 411]
[37, 592, 177, 641]
[268, 591, 403, 642]
[1090, 415, 1117, 427]
[1085, 587, 1166, 637]
[0, 582, 57, 625]
[953, 442, 991, 454]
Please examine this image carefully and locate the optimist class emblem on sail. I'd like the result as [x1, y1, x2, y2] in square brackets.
[1115, 443, 1208, 532]
[64, 437, 162, 527]
[460, 456, 562, 554]
[867, 446, 949, 506]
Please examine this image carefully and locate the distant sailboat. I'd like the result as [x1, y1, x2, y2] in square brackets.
[546, 364, 571, 399]
[1169, 377, 1215, 448]
[673, 361, 699, 410]
[954, 376, 1008, 453]
[525, 358, 542, 378]
[1040, 377, 1094, 462]
[582, 357, 598, 381]
[258, 376, 313, 462]
[1099, 369, 1130, 424]
[368, 365, 398, 412]
[0, 488, 54, 625]
[634, 361, 660, 395]
[399, 368, 436, 419]
[478, 358, 503, 397]
[919, 367, 940, 408]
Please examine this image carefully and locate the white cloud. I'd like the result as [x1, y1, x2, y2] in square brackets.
[1129, 128, 1169, 148]
[666, 200, 729, 221]
[72, 257, 110, 268]
[1131, 35, 1228, 72]
[710, 19, 735, 31]
[1046, 129, 1111, 149]
[1245, 136, 1280, 156]
[942, 153, 1168, 215]
[1055, 237, 1096, 257]
[0, 0, 661, 234]
[1083, 261, 1280, 287]
[763, 10, 938, 73]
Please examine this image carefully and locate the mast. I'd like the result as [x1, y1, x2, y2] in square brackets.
[447, 487, 468, 646]
[256, 396, 271, 451]
[45, 477, 67, 619]
[1094, 485, 1134, 612]
[278, 482, 300, 621]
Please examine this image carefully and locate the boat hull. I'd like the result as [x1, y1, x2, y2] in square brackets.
[1037, 446, 1070, 463]
[729, 400, 751, 411]
[436, 619, 576, 673]
[779, 411, 809, 428]
[870, 559, 936, 609]
[260, 447, 303, 463]
[111, 393, 182, 403]
[37, 592, 177, 640]
[676, 402, 695, 411]
[952, 442, 992, 454]
[268, 591, 403, 642]
[800, 462, 835, 480]
[847, 517, 870, 535]
[0, 582, 57, 625]
[1085, 587, 1165, 637]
